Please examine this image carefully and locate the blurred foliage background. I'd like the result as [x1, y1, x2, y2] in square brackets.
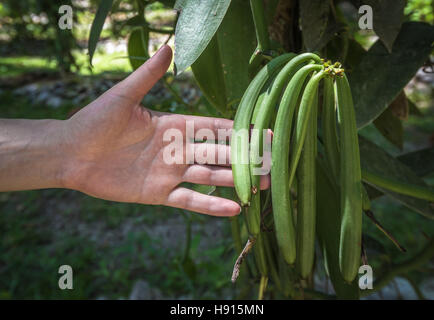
[0, 0, 433, 299]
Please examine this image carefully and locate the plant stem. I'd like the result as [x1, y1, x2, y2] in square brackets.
[148, 26, 174, 34]
[362, 169, 434, 202]
[230, 216, 243, 254]
[248, 0, 272, 78]
[179, 210, 192, 262]
[364, 210, 407, 252]
[250, 0, 270, 51]
[258, 275, 268, 300]
[262, 233, 282, 293]
[183, 216, 192, 262]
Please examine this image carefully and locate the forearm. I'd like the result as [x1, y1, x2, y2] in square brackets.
[0, 119, 69, 191]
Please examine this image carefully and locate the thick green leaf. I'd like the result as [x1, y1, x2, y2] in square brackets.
[125, 15, 147, 27]
[361, 147, 434, 201]
[359, 136, 434, 219]
[365, 0, 405, 53]
[344, 39, 367, 71]
[326, 33, 364, 70]
[160, 0, 176, 7]
[216, 0, 256, 108]
[88, 0, 114, 66]
[174, 0, 231, 75]
[191, 184, 216, 195]
[127, 27, 150, 71]
[389, 91, 409, 120]
[317, 19, 346, 56]
[316, 159, 360, 299]
[350, 22, 434, 129]
[363, 182, 384, 200]
[397, 147, 434, 177]
[179, 183, 216, 196]
[191, 36, 228, 116]
[216, 186, 236, 200]
[299, 0, 330, 51]
[190, 0, 256, 115]
[373, 106, 404, 150]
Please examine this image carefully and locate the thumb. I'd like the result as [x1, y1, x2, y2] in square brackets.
[115, 45, 173, 101]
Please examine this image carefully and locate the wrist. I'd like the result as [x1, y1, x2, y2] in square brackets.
[45, 119, 73, 189]
[0, 118, 71, 191]
[23, 119, 72, 190]
[56, 118, 85, 191]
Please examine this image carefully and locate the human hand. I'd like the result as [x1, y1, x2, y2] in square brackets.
[62, 45, 270, 216]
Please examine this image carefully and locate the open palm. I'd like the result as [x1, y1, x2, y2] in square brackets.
[63, 45, 268, 216]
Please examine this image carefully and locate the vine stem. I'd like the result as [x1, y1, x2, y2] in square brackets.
[364, 210, 407, 252]
[258, 276, 268, 300]
[250, 0, 270, 51]
[181, 212, 192, 263]
[148, 26, 174, 34]
[230, 216, 243, 254]
[248, 0, 272, 77]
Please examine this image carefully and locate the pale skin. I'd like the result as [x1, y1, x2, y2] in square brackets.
[0, 45, 270, 217]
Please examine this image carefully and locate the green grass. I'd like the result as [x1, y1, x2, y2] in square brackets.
[73, 49, 132, 76]
[0, 50, 132, 78]
[0, 189, 236, 299]
[0, 190, 100, 299]
[0, 56, 57, 77]
[0, 91, 75, 120]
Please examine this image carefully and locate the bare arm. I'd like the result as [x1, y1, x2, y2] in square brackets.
[0, 119, 68, 191]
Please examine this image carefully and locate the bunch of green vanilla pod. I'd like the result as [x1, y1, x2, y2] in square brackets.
[230, 52, 434, 290]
